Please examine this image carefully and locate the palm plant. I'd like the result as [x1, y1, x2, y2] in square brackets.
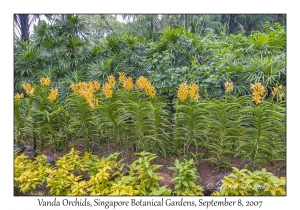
[241, 54, 286, 93]
[15, 15, 91, 96]
[86, 57, 116, 83]
[248, 21, 286, 51]
[57, 69, 87, 100]
[14, 41, 41, 92]
[33, 15, 90, 74]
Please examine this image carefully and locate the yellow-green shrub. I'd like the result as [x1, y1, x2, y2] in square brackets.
[129, 152, 163, 195]
[14, 153, 49, 194]
[212, 167, 286, 196]
[15, 149, 285, 197]
[169, 159, 204, 196]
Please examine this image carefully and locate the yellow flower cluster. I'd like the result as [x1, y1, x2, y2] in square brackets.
[189, 83, 200, 101]
[123, 77, 134, 91]
[101, 75, 116, 98]
[40, 77, 51, 86]
[224, 81, 234, 93]
[178, 82, 200, 102]
[22, 83, 34, 96]
[48, 88, 58, 103]
[250, 82, 265, 104]
[70, 81, 101, 109]
[118, 72, 134, 91]
[102, 82, 113, 98]
[144, 82, 156, 98]
[135, 76, 148, 90]
[14, 93, 24, 103]
[135, 76, 156, 98]
[118, 72, 126, 84]
[178, 83, 189, 102]
[271, 83, 285, 99]
[271, 83, 283, 96]
[108, 75, 116, 88]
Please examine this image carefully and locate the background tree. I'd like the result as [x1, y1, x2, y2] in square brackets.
[221, 14, 286, 35]
[79, 14, 125, 44]
[120, 14, 162, 41]
[14, 14, 54, 43]
[14, 14, 38, 43]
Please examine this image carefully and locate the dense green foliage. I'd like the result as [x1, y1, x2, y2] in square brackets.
[14, 15, 286, 98]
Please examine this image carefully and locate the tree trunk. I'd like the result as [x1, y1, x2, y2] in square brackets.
[70, 52, 76, 71]
[161, 14, 165, 29]
[184, 14, 188, 29]
[227, 14, 230, 36]
[199, 15, 206, 35]
[150, 15, 155, 41]
[19, 14, 30, 43]
[273, 14, 278, 25]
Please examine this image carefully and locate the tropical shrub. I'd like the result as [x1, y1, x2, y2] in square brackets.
[14, 151, 49, 194]
[14, 149, 175, 196]
[212, 167, 286, 196]
[169, 159, 204, 195]
[128, 152, 163, 195]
